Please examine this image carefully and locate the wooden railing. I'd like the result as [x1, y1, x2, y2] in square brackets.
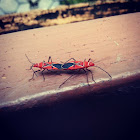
[0, 12, 140, 111]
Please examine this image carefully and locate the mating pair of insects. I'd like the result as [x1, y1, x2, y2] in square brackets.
[25, 54, 112, 88]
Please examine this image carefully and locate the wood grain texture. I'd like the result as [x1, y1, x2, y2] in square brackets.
[0, 12, 140, 110]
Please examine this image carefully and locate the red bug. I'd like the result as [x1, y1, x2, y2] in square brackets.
[25, 55, 112, 88]
[58, 58, 112, 87]
[25, 54, 63, 81]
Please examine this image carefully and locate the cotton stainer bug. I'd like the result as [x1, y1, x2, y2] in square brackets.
[59, 58, 112, 88]
[25, 54, 63, 81]
[25, 54, 112, 88]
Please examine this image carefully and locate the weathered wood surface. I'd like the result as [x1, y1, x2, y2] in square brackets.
[0, 12, 140, 110]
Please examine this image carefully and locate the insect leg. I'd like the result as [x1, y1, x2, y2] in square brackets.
[31, 67, 38, 77]
[48, 56, 53, 63]
[26, 65, 34, 72]
[86, 68, 96, 83]
[26, 66, 38, 77]
[88, 58, 97, 65]
[94, 66, 112, 79]
[82, 69, 90, 86]
[88, 58, 91, 62]
[59, 73, 75, 88]
[41, 69, 45, 81]
[26, 65, 32, 70]
[29, 69, 41, 81]
[63, 58, 77, 68]
[63, 58, 76, 64]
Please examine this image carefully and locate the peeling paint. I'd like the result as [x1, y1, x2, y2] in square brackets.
[114, 41, 119, 46]
[116, 54, 122, 62]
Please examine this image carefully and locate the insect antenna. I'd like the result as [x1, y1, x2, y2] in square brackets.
[94, 65, 112, 79]
[25, 54, 34, 64]
[25, 54, 38, 77]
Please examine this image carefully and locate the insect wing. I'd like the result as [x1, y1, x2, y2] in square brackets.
[53, 64, 62, 69]
[62, 63, 74, 69]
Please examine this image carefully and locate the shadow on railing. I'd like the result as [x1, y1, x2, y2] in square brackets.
[0, 79, 139, 140]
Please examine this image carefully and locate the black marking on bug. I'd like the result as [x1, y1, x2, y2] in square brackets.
[53, 64, 63, 69]
[62, 63, 74, 69]
[44, 63, 50, 66]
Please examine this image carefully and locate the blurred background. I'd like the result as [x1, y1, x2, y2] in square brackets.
[0, 0, 140, 34]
